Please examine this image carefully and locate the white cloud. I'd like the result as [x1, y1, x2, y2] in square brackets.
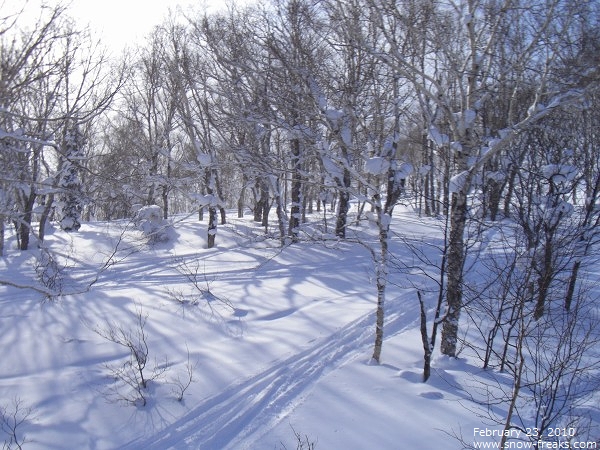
[15, 0, 241, 54]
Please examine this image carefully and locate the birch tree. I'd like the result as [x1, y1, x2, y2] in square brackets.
[367, 0, 596, 356]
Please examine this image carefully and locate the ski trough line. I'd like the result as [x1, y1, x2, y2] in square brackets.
[122, 299, 417, 450]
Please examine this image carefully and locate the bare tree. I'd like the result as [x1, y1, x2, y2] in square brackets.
[93, 304, 169, 406]
[0, 398, 33, 450]
[0, 4, 120, 250]
[366, 0, 598, 357]
[112, 28, 178, 217]
[0, 4, 67, 251]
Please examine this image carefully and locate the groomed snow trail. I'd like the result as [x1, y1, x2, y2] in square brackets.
[122, 300, 417, 450]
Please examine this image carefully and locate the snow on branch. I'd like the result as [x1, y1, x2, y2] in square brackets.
[428, 125, 450, 147]
[469, 89, 584, 175]
[365, 156, 390, 175]
[542, 164, 577, 183]
[449, 171, 469, 194]
[0, 127, 57, 149]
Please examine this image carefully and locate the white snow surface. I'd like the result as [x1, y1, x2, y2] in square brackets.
[0, 209, 580, 449]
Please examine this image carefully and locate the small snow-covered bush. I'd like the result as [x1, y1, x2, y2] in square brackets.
[93, 305, 169, 406]
[134, 205, 171, 243]
[34, 247, 64, 299]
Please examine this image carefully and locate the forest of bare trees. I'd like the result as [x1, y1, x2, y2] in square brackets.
[2, 0, 600, 443]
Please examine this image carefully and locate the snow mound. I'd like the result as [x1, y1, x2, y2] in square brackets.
[134, 205, 172, 243]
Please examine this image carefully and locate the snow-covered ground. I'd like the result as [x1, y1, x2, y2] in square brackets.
[0, 209, 597, 449]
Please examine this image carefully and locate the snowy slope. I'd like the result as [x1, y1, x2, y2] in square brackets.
[0, 210, 596, 449]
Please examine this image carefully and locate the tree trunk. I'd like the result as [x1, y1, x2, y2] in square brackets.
[253, 179, 267, 223]
[565, 169, 600, 312]
[487, 178, 502, 221]
[503, 163, 518, 218]
[19, 213, 32, 251]
[534, 234, 554, 320]
[335, 167, 351, 238]
[205, 168, 218, 249]
[215, 173, 227, 225]
[162, 150, 171, 220]
[288, 138, 302, 242]
[371, 215, 389, 364]
[207, 206, 217, 249]
[0, 216, 4, 256]
[162, 184, 169, 220]
[418, 291, 432, 382]
[266, 176, 287, 246]
[237, 177, 247, 218]
[38, 193, 55, 243]
[372, 163, 403, 363]
[440, 186, 469, 357]
[261, 188, 270, 232]
[237, 196, 244, 218]
[146, 151, 159, 206]
[18, 190, 36, 250]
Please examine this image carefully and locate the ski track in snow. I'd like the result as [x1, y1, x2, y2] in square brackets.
[122, 302, 417, 450]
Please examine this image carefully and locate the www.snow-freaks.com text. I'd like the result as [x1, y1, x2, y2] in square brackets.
[471, 427, 597, 449]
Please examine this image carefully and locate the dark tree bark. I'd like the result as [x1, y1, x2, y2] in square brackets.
[288, 137, 302, 242]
